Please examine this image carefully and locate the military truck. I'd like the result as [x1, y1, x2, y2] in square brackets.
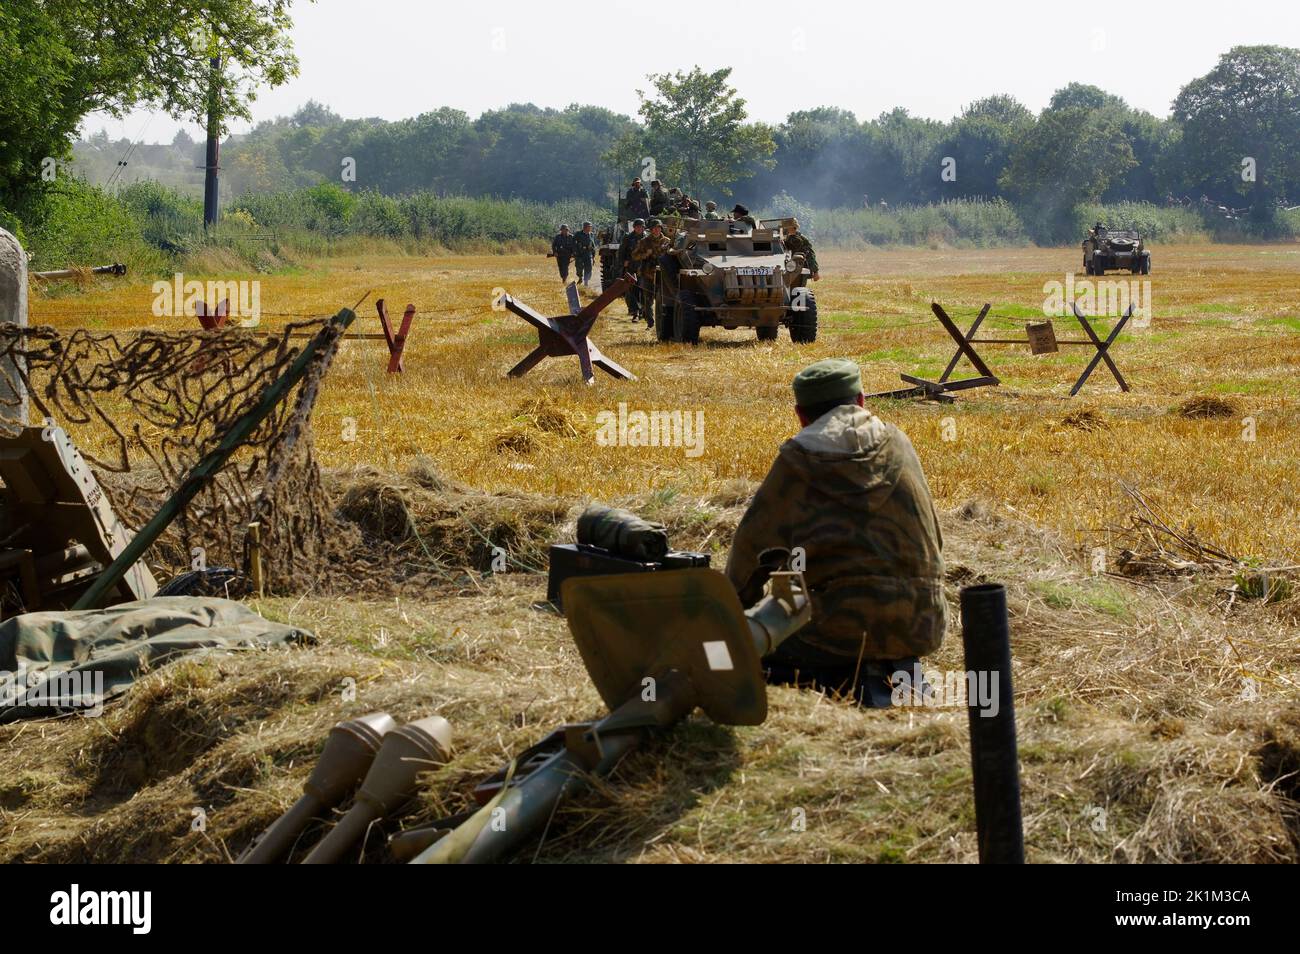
[647, 216, 817, 345]
[1083, 224, 1151, 275]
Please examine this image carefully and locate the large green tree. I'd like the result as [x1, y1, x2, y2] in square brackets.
[1171, 45, 1300, 217]
[606, 67, 774, 199]
[0, 0, 303, 209]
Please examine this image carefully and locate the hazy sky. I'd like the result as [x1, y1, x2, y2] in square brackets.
[84, 0, 1300, 143]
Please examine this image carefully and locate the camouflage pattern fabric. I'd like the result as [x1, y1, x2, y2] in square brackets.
[0, 597, 313, 722]
[631, 233, 672, 279]
[725, 404, 947, 661]
[704, 210, 724, 220]
[734, 214, 757, 228]
[784, 231, 820, 274]
[576, 503, 669, 561]
[648, 187, 671, 215]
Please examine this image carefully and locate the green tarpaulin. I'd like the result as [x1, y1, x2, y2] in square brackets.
[0, 597, 313, 722]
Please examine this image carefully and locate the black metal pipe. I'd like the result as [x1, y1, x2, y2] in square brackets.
[959, 583, 1024, 864]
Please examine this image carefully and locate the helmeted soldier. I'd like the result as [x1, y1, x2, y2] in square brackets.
[574, 221, 598, 287]
[550, 224, 576, 281]
[617, 218, 647, 321]
[725, 359, 947, 706]
[630, 218, 673, 331]
[703, 200, 723, 220]
[783, 217, 820, 281]
[625, 178, 649, 220]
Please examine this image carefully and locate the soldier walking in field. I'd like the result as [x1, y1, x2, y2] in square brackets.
[574, 221, 598, 287]
[726, 359, 947, 706]
[550, 224, 576, 282]
[630, 217, 672, 330]
[617, 218, 647, 320]
[783, 217, 820, 281]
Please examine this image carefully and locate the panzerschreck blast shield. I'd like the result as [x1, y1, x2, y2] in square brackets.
[237, 712, 398, 864]
[411, 567, 810, 864]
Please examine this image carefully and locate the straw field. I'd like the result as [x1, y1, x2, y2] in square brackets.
[5, 242, 1297, 863]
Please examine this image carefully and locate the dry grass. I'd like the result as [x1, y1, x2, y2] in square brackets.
[1, 484, 1296, 863]
[30, 243, 1300, 562]
[6, 242, 1297, 863]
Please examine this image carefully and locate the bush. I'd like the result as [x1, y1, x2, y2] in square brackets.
[1071, 202, 1206, 242]
[351, 191, 405, 238]
[16, 178, 162, 272]
[800, 198, 1027, 247]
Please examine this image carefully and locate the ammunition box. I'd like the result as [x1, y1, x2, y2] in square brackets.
[546, 543, 710, 609]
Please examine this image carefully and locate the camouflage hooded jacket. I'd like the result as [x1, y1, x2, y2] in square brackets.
[725, 404, 947, 660]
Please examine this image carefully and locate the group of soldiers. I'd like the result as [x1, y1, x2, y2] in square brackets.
[623, 176, 748, 225]
[545, 176, 821, 332]
[549, 222, 599, 286]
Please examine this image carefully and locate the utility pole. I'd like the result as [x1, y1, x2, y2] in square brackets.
[203, 55, 222, 230]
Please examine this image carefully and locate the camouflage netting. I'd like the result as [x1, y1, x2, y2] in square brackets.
[0, 320, 360, 594]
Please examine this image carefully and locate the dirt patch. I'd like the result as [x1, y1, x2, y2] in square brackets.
[1176, 395, 1238, 419]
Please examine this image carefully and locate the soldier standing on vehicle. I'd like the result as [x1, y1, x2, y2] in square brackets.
[550, 224, 576, 282]
[725, 359, 947, 706]
[703, 200, 723, 220]
[626, 178, 649, 220]
[631, 218, 672, 331]
[617, 218, 647, 321]
[730, 204, 757, 229]
[648, 180, 670, 216]
[574, 221, 598, 287]
[784, 217, 820, 281]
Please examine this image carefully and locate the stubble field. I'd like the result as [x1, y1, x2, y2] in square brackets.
[7, 242, 1298, 864]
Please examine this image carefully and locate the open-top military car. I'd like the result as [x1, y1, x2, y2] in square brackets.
[1083, 225, 1151, 275]
[648, 216, 817, 345]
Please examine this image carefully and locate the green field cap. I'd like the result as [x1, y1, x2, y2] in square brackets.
[793, 358, 863, 406]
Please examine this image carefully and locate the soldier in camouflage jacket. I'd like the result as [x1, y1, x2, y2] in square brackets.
[725, 360, 947, 678]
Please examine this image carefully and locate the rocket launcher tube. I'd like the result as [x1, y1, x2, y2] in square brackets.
[237, 711, 398, 864]
[302, 716, 453, 864]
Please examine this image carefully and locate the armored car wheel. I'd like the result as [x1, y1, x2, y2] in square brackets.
[755, 326, 779, 341]
[788, 290, 818, 344]
[674, 290, 702, 345]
